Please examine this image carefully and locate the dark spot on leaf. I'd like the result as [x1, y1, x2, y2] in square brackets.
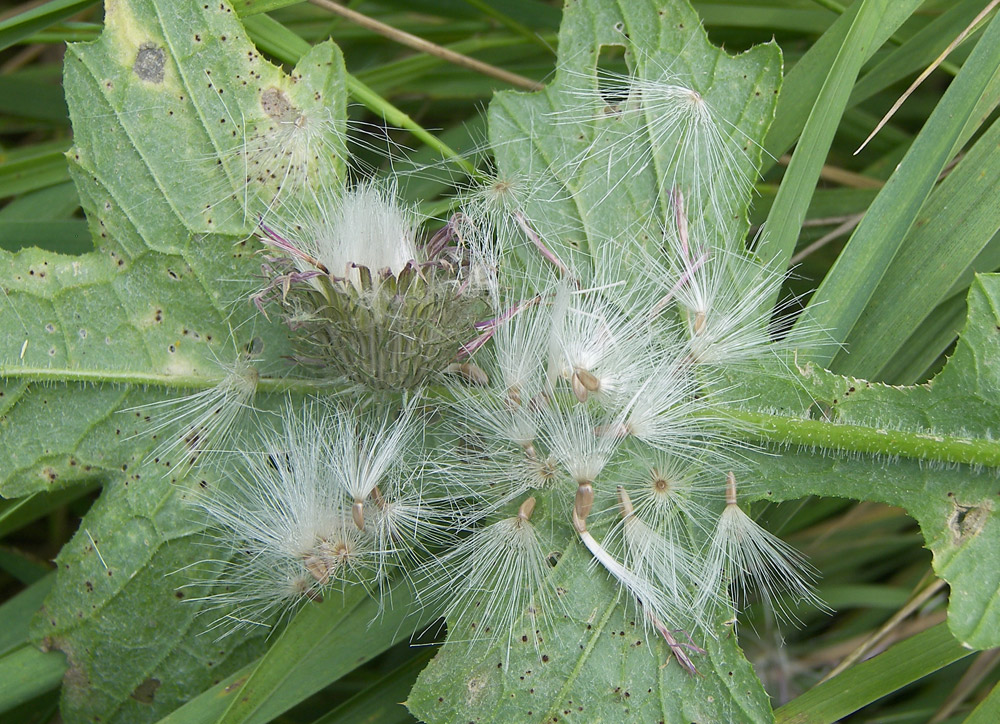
[949, 500, 990, 544]
[261, 87, 297, 121]
[130, 677, 161, 704]
[134, 44, 165, 83]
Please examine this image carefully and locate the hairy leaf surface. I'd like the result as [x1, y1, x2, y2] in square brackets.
[1, 1, 346, 721]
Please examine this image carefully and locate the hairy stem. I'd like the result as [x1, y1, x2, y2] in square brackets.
[720, 407, 1000, 468]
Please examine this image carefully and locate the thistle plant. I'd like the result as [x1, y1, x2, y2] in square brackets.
[5, 2, 1000, 723]
[48, 0, 828, 704]
[185, 71, 824, 668]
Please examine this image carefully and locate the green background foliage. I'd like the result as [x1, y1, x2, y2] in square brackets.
[1, 0, 998, 723]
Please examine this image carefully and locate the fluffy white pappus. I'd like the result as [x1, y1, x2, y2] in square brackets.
[186, 402, 376, 635]
[420, 496, 557, 660]
[316, 181, 418, 280]
[485, 293, 551, 399]
[194, 402, 340, 558]
[540, 402, 624, 486]
[575, 522, 687, 654]
[620, 452, 720, 536]
[547, 280, 656, 406]
[236, 110, 345, 220]
[327, 395, 423, 525]
[551, 51, 759, 229]
[616, 356, 738, 465]
[266, 180, 419, 289]
[605, 485, 702, 627]
[361, 463, 462, 596]
[446, 380, 542, 459]
[460, 172, 534, 251]
[129, 352, 260, 474]
[645, 205, 818, 368]
[697, 472, 824, 625]
[426, 442, 530, 527]
[435, 386, 560, 526]
[186, 552, 325, 638]
[448, 213, 503, 300]
[457, 169, 582, 280]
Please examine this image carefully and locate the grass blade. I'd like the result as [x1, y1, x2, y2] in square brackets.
[799, 10, 1000, 367]
[215, 581, 434, 724]
[758, 0, 887, 275]
[773, 622, 973, 724]
[0, 0, 97, 52]
[0, 646, 66, 715]
[965, 679, 1000, 724]
[762, 0, 923, 170]
[836, 116, 1000, 378]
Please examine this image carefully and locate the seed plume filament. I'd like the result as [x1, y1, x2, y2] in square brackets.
[514, 210, 570, 277]
[571, 482, 699, 674]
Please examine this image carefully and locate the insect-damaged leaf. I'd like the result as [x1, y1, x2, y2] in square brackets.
[0, 1, 347, 722]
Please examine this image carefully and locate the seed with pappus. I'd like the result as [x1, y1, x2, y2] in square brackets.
[256, 182, 491, 389]
[187, 397, 455, 633]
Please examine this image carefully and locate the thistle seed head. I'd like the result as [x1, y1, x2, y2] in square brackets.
[257, 185, 490, 389]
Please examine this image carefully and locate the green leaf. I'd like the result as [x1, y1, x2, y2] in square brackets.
[721, 274, 1000, 649]
[7, 1, 1000, 722]
[850, 0, 990, 107]
[802, 10, 1000, 368]
[773, 622, 972, 724]
[408, 540, 773, 724]
[407, 0, 1000, 719]
[409, 1, 783, 721]
[0, 2, 350, 722]
[0, 140, 71, 198]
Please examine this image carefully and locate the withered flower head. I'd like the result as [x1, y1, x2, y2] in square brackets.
[256, 182, 490, 389]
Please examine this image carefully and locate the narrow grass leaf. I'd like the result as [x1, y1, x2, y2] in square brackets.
[0, 0, 98, 53]
[0, 575, 55, 657]
[0, 646, 66, 715]
[758, 0, 886, 275]
[773, 622, 973, 724]
[762, 0, 923, 169]
[850, 0, 990, 106]
[216, 582, 433, 724]
[799, 10, 1000, 367]
[965, 679, 1000, 724]
[311, 649, 433, 724]
[837, 116, 1000, 379]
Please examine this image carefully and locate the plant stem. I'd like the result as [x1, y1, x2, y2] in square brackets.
[5, 364, 997, 467]
[721, 407, 1000, 468]
[309, 0, 543, 91]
